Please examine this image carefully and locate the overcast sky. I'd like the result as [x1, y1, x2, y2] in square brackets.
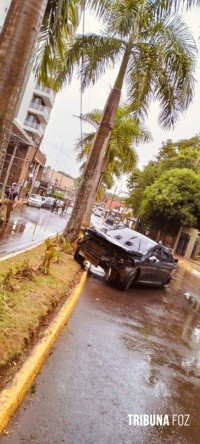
[41, 7, 200, 188]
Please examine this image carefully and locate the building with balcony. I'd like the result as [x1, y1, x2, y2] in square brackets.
[22, 82, 56, 144]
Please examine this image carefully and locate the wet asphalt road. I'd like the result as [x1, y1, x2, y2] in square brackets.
[1, 265, 200, 444]
[0, 206, 102, 257]
[0, 205, 70, 257]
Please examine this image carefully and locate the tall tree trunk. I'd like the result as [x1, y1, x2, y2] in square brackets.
[63, 87, 121, 241]
[63, 45, 132, 242]
[0, 0, 48, 195]
[82, 148, 108, 225]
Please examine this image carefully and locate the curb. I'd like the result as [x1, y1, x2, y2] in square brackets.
[0, 271, 87, 435]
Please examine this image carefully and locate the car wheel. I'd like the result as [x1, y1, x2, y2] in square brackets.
[162, 276, 172, 287]
[105, 267, 136, 291]
[74, 248, 85, 267]
[116, 269, 137, 291]
[104, 266, 118, 285]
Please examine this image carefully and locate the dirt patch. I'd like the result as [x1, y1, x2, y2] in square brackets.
[0, 243, 81, 390]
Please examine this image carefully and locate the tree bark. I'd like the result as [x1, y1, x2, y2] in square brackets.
[82, 148, 108, 225]
[0, 0, 48, 195]
[63, 87, 121, 242]
[63, 44, 132, 242]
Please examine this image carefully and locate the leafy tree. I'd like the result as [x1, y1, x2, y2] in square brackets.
[127, 135, 200, 215]
[140, 168, 200, 232]
[127, 162, 160, 214]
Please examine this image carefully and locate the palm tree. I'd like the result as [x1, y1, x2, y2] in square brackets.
[75, 106, 151, 223]
[50, 0, 198, 242]
[0, 0, 80, 196]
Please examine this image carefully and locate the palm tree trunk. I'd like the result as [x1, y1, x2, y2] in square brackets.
[63, 45, 131, 242]
[0, 0, 48, 195]
[63, 87, 121, 241]
[82, 148, 108, 225]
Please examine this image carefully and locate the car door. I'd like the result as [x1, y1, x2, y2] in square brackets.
[139, 247, 163, 284]
[157, 248, 175, 284]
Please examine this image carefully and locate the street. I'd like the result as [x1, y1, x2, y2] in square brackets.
[0, 205, 68, 257]
[1, 265, 200, 444]
[0, 205, 102, 258]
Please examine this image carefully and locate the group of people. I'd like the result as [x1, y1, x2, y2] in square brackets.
[50, 199, 69, 217]
[0, 183, 19, 224]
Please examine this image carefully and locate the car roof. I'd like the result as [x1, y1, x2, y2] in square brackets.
[30, 194, 42, 199]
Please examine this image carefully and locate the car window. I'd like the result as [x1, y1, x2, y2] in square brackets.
[152, 247, 163, 260]
[162, 249, 173, 263]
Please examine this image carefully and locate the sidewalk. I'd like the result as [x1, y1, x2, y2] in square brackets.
[176, 255, 200, 277]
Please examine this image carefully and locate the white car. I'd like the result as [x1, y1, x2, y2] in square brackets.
[27, 194, 43, 208]
[93, 207, 104, 217]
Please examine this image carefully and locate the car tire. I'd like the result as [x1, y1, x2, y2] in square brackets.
[104, 266, 118, 285]
[105, 267, 136, 291]
[116, 269, 137, 291]
[162, 276, 172, 287]
[74, 248, 85, 267]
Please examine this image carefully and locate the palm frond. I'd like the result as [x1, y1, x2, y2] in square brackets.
[79, 34, 123, 89]
[85, 0, 111, 20]
[126, 11, 196, 128]
[80, 109, 102, 127]
[151, 0, 200, 16]
[34, 0, 79, 84]
[75, 132, 95, 161]
[40, 33, 123, 91]
[104, 0, 146, 39]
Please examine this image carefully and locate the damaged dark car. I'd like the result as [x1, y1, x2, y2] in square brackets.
[74, 227, 177, 291]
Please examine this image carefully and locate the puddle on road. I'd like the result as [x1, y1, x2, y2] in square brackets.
[0, 206, 67, 256]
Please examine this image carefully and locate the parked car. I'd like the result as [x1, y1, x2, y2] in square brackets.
[42, 197, 55, 209]
[105, 216, 115, 226]
[74, 227, 178, 291]
[27, 194, 43, 208]
[93, 207, 104, 217]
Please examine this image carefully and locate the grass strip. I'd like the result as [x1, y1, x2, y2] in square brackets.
[0, 242, 80, 388]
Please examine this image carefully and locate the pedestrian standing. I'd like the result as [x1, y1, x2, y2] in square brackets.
[60, 201, 67, 217]
[51, 199, 57, 213]
[4, 183, 19, 223]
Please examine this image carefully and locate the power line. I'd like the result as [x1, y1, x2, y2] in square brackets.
[80, 2, 86, 146]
